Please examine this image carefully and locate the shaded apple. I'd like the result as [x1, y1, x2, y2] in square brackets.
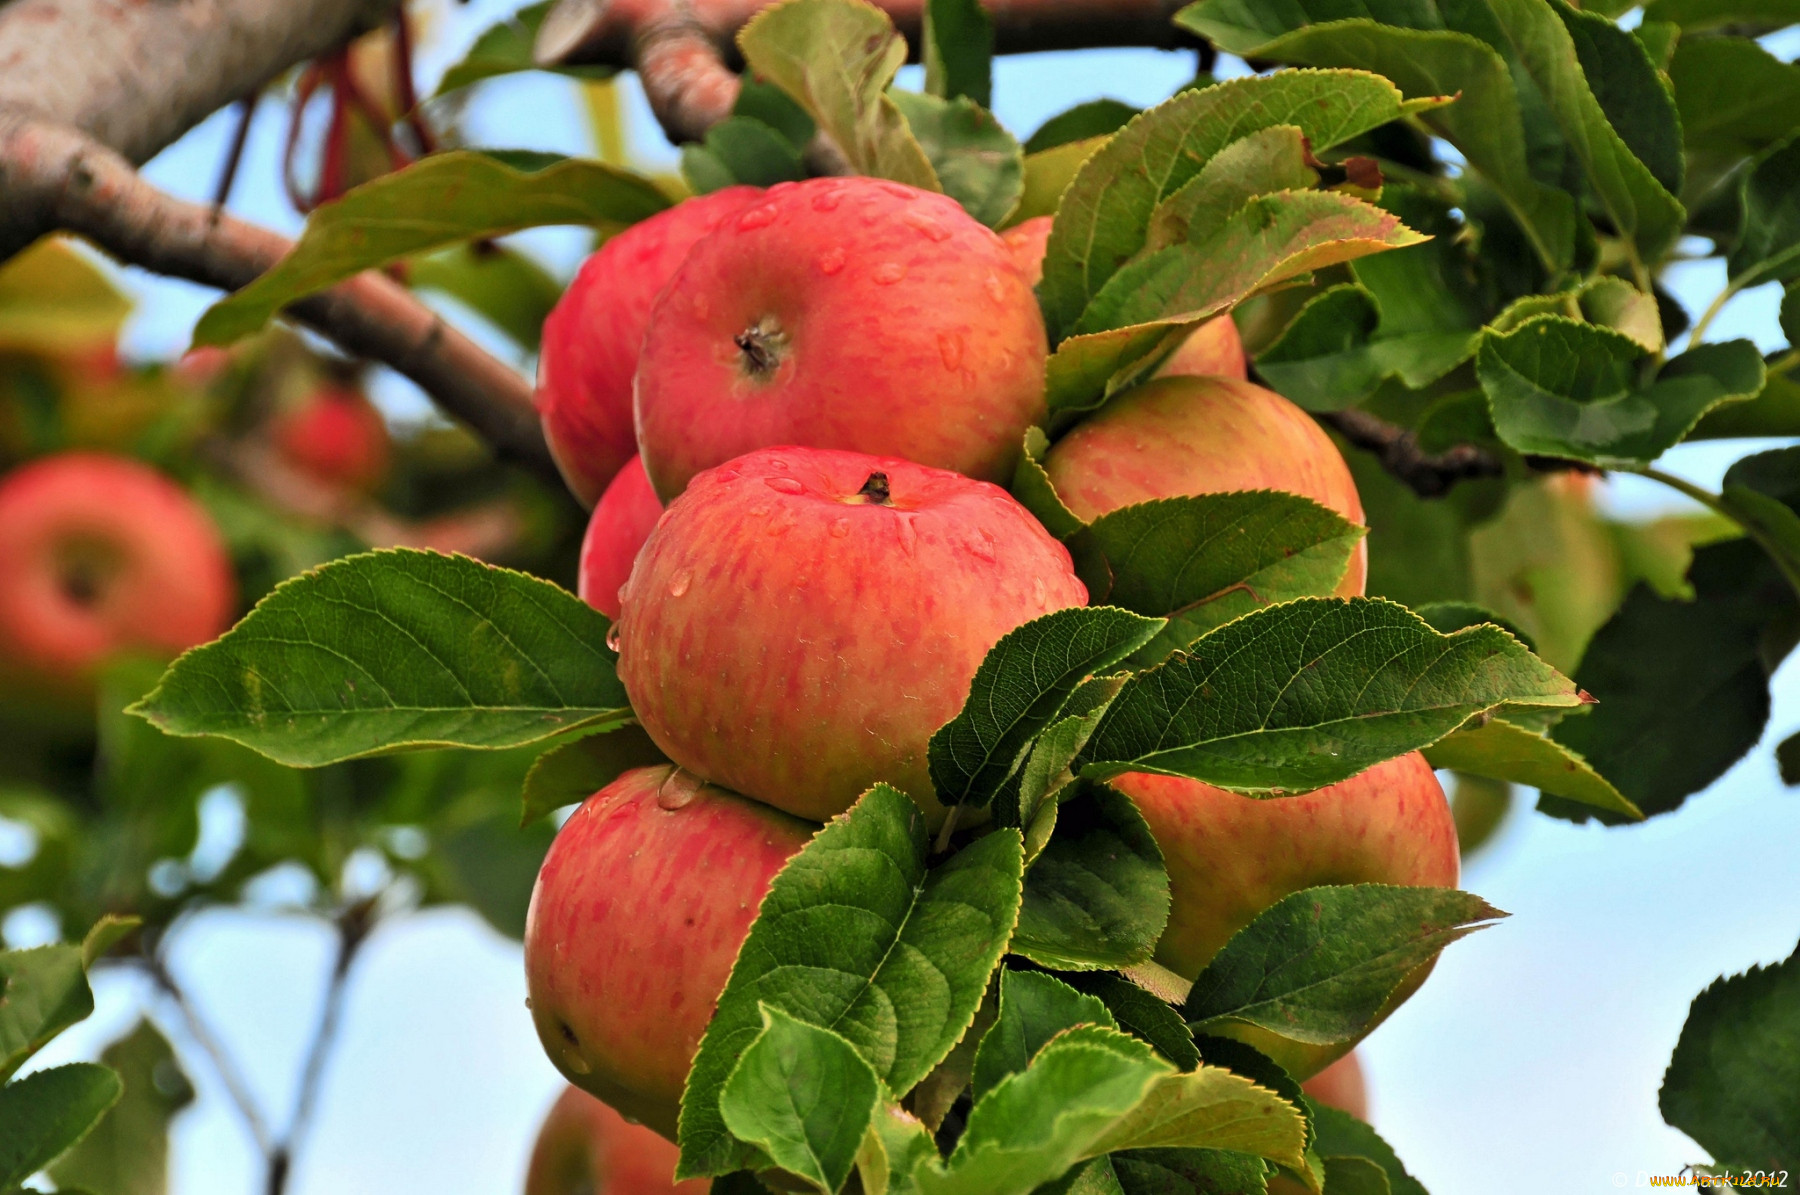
[1301, 1050, 1369, 1121]
[1042, 375, 1366, 595]
[0, 452, 236, 705]
[523, 764, 815, 1139]
[523, 1084, 709, 1194]
[273, 384, 392, 491]
[634, 178, 1048, 501]
[616, 446, 1086, 825]
[578, 455, 664, 621]
[537, 186, 764, 505]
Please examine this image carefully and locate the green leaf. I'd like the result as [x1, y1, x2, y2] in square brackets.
[1190, 1035, 1311, 1150]
[1412, 601, 1537, 653]
[431, 2, 614, 95]
[1421, 716, 1641, 819]
[1175, 3, 1579, 273]
[131, 549, 631, 767]
[1011, 137, 1106, 226]
[857, 1103, 939, 1195]
[0, 1064, 122, 1187]
[1073, 492, 1366, 658]
[1669, 36, 1800, 198]
[1076, 597, 1582, 794]
[923, 0, 993, 107]
[1321, 1156, 1391, 1194]
[1011, 428, 1085, 542]
[990, 675, 1126, 833]
[1038, 69, 1434, 340]
[195, 151, 667, 345]
[1660, 940, 1800, 1169]
[928, 607, 1164, 810]
[972, 969, 1117, 1101]
[1730, 131, 1800, 288]
[1308, 1106, 1427, 1195]
[1141, 126, 1318, 256]
[1553, 0, 1684, 195]
[48, 1021, 194, 1195]
[1183, 884, 1505, 1047]
[735, 76, 819, 147]
[677, 784, 1023, 1178]
[1111, 1148, 1273, 1194]
[1692, 371, 1800, 440]
[1067, 974, 1201, 1072]
[720, 1005, 881, 1194]
[408, 241, 564, 353]
[0, 946, 91, 1082]
[680, 117, 808, 195]
[891, 92, 1023, 228]
[1025, 101, 1139, 155]
[737, 0, 938, 190]
[1011, 783, 1170, 972]
[519, 725, 669, 827]
[1477, 317, 1764, 466]
[1643, 0, 1800, 31]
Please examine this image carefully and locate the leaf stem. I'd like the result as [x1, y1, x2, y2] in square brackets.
[1629, 465, 1800, 598]
[1685, 281, 1741, 348]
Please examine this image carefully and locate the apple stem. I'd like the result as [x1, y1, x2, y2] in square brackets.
[857, 472, 893, 505]
[733, 318, 787, 378]
[933, 803, 962, 854]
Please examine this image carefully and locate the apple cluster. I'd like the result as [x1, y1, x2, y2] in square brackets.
[519, 178, 1459, 1186]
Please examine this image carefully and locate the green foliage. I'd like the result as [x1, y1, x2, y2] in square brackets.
[1422, 715, 1641, 818]
[432, 2, 614, 95]
[48, 1021, 193, 1195]
[922, 0, 994, 108]
[1012, 784, 1170, 971]
[518, 725, 668, 827]
[889, 92, 1024, 228]
[1308, 1106, 1428, 1195]
[971, 970, 1117, 1101]
[0, 1064, 122, 1189]
[407, 243, 564, 353]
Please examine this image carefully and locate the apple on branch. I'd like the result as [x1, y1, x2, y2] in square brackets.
[577, 454, 664, 621]
[524, 1084, 707, 1194]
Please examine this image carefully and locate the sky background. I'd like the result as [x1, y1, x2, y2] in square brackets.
[16, 3, 1800, 1191]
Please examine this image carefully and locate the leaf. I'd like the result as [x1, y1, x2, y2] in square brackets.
[1321, 1156, 1391, 1194]
[131, 549, 631, 767]
[1038, 69, 1434, 340]
[408, 241, 564, 352]
[0, 237, 132, 354]
[677, 784, 1023, 1178]
[1421, 716, 1641, 818]
[1412, 602, 1537, 653]
[1011, 783, 1171, 972]
[1175, 3, 1579, 273]
[1072, 492, 1365, 658]
[81, 917, 139, 970]
[928, 607, 1164, 810]
[680, 117, 808, 195]
[519, 725, 669, 827]
[971, 969, 1116, 1101]
[1142, 126, 1319, 255]
[1659, 940, 1800, 1169]
[1669, 35, 1800, 205]
[990, 674, 1126, 832]
[1643, 0, 1800, 31]
[1067, 974, 1202, 1071]
[923, 0, 993, 107]
[890, 92, 1024, 228]
[48, 1021, 194, 1195]
[1076, 597, 1582, 795]
[720, 1005, 881, 1194]
[1477, 317, 1764, 466]
[431, 2, 614, 95]
[1011, 428, 1085, 542]
[194, 152, 669, 345]
[1729, 131, 1800, 288]
[737, 0, 938, 190]
[1308, 1106, 1427, 1195]
[1111, 1148, 1273, 1194]
[1025, 101, 1139, 155]
[857, 1103, 939, 1195]
[1011, 137, 1106, 226]
[1183, 884, 1505, 1047]
[1551, 0, 1684, 196]
[0, 945, 91, 1082]
[0, 1064, 122, 1187]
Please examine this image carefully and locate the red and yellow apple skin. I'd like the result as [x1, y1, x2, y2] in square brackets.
[523, 765, 815, 1141]
[536, 186, 764, 505]
[524, 1084, 710, 1194]
[1042, 375, 1366, 596]
[1301, 1050, 1370, 1121]
[633, 178, 1049, 501]
[1112, 752, 1458, 1077]
[577, 455, 664, 621]
[616, 446, 1087, 825]
[1000, 215, 1054, 286]
[0, 453, 236, 702]
[274, 385, 392, 491]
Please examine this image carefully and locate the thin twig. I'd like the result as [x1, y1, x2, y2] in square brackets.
[1685, 282, 1740, 348]
[210, 93, 261, 224]
[143, 949, 275, 1156]
[1317, 408, 1506, 498]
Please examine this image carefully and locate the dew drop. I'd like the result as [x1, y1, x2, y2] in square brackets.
[830, 517, 851, 538]
[984, 272, 1007, 303]
[748, 504, 770, 518]
[657, 768, 705, 810]
[764, 476, 804, 494]
[937, 331, 965, 371]
[692, 293, 710, 320]
[562, 1052, 592, 1075]
[895, 513, 919, 555]
[667, 570, 692, 598]
[605, 623, 623, 651]
[817, 245, 847, 275]
[879, 182, 918, 201]
[968, 527, 997, 562]
[872, 262, 906, 285]
[769, 456, 790, 471]
[737, 204, 778, 230]
[1033, 577, 1048, 606]
[905, 211, 951, 242]
[811, 187, 844, 212]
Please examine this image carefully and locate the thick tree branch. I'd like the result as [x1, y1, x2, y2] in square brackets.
[0, 116, 555, 477]
[1318, 408, 1505, 499]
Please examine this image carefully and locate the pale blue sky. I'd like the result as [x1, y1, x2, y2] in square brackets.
[22, 5, 1800, 1191]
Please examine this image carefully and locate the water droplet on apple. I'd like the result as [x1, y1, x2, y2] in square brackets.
[831, 517, 851, 538]
[764, 476, 804, 494]
[769, 456, 790, 470]
[872, 262, 906, 285]
[878, 182, 918, 201]
[657, 768, 705, 809]
[1033, 577, 1048, 605]
[692, 292, 710, 320]
[561, 1051, 592, 1075]
[817, 246, 847, 275]
[905, 211, 951, 242]
[967, 528, 997, 562]
[937, 331, 964, 371]
[737, 204, 778, 230]
[894, 513, 919, 555]
[812, 187, 844, 212]
[605, 623, 623, 651]
[668, 570, 692, 598]
[984, 272, 1007, 304]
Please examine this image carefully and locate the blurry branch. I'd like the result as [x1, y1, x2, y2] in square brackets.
[142, 946, 276, 1157]
[535, 0, 1194, 141]
[1318, 408, 1506, 498]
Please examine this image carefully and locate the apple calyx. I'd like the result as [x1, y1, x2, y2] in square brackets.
[855, 471, 893, 505]
[733, 316, 788, 379]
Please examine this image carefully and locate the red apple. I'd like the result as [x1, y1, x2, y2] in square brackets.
[1042, 375, 1366, 595]
[0, 453, 236, 703]
[1000, 215, 1053, 286]
[273, 385, 392, 491]
[1114, 752, 1457, 1076]
[616, 446, 1087, 825]
[633, 178, 1049, 501]
[1301, 1050, 1370, 1121]
[537, 186, 765, 506]
[523, 764, 815, 1139]
[524, 1085, 709, 1194]
[578, 455, 664, 621]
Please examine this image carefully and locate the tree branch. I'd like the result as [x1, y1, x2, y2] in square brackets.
[1318, 408, 1505, 498]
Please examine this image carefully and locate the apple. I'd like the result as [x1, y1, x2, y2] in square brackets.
[1301, 1050, 1369, 1121]
[537, 186, 765, 505]
[273, 384, 392, 491]
[1113, 752, 1457, 1076]
[523, 764, 816, 1139]
[616, 446, 1087, 825]
[578, 455, 664, 621]
[0, 453, 236, 704]
[1042, 375, 1366, 595]
[524, 1084, 708, 1194]
[1000, 215, 1054, 286]
[633, 178, 1049, 501]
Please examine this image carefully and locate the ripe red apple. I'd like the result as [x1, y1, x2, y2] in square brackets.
[633, 178, 1048, 501]
[1042, 375, 1366, 595]
[1301, 1050, 1369, 1121]
[273, 384, 392, 491]
[524, 1085, 708, 1194]
[578, 455, 664, 621]
[523, 764, 815, 1139]
[616, 446, 1087, 825]
[1000, 215, 1053, 286]
[537, 186, 765, 505]
[1113, 752, 1457, 1076]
